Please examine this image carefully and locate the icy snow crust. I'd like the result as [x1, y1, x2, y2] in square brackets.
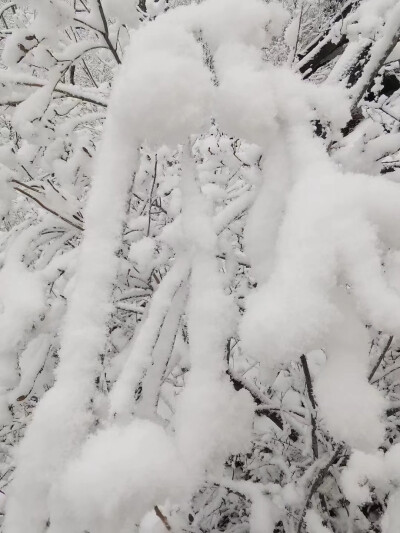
[3, 0, 400, 532]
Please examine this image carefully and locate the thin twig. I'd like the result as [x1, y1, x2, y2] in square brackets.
[297, 445, 345, 533]
[96, 0, 121, 64]
[10, 178, 43, 193]
[14, 187, 83, 231]
[227, 368, 298, 441]
[368, 335, 393, 382]
[300, 354, 318, 459]
[154, 505, 172, 531]
[147, 154, 158, 237]
[292, 4, 304, 65]
[0, 2, 16, 20]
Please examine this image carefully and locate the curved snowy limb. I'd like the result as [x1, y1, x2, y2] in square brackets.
[7, 334, 51, 404]
[240, 171, 339, 370]
[0, 221, 50, 396]
[339, 213, 400, 335]
[241, 123, 400, 375]
[213, 187, 255, 234]
[4, 84, 139, 533]
[109, 255, 191, 420]
[363, 175, 400, 248]
[0, 222, 76, 402]
[4, 10, 217, 530]
[240, 169, 400, 370]
[314, 289, 386, 451]
[135, 285, 187, 420]
[244, 133, 291, 284]
[0, 71, 109, 108]
[110, 185, 257, 420]
[48, 419, 189, 533]
[173, 145, 254, 479]
[45, 144, 257, 532]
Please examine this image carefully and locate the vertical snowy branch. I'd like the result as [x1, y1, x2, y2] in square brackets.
[4, 68, 140, 533]
[174, 144, 254, 480]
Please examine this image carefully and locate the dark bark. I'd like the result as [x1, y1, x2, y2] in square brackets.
[298, 1, 360, 79]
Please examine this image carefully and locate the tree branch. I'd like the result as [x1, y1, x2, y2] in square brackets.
[0, 2, 16, 20]
[297, 445, 346, 533]
[147, 155, 158, 237]
[227, 368, 298, 441]
[300, 354, 318, 460]
[154, 505, 172, 532]
[96, 0, 121, 64]
[14, 187, 83, 231]
[368, 335, 393, 382]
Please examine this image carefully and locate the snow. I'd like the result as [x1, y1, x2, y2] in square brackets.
[0, 241, 46, 397]
[174, 146, 254, 478]
[3, 0, 400, 531]
[7, 334, 51, 404]
[341, 445, 400, 504]
[305, 510, 332, 533]
[0, 164, 14, 218]
[136, 285, 187, 420]
[249, 493, 276, 533]
[243, 133, 290, 283]
[240, 125, 400, 379]
[4, 44, 141, 533]
[201, 0, 289, 53]
[103, 0, 140, 28]
[129, 237, 156, 278]
[346, 0, 399, 40]
[12, 77, 57, 140]
[216, 61, 279, 145]
[112, 20, 213, 147]
[48, 420, 188, 533]
[382, 492, 400, 533]
[341, 444, 400, 531]
[314, 290, 385, 451]
[109, 256, 190, 420]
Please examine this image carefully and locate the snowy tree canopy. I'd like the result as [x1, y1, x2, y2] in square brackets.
[1, 0, 400, 532]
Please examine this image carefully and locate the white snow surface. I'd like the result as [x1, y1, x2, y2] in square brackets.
[48, 420, 189, 533]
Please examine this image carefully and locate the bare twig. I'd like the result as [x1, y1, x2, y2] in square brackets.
[147, 155, 158, 237]
[1, 82, 108, 108]
[154, 506, 172, 532]
[227, 368, 299, 441]
[14, 187, 83, 231]
[300, 354, 318, 459]
[297, 445, 345, 533]
[291, 4, 304, 65]
[96, 0, 121, 64]
[368, 335, 393, 382]
[0, 2, 16, 20]
[10, 178, 43, 193]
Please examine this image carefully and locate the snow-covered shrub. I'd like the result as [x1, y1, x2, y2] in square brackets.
[1, 0, 400, 532]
